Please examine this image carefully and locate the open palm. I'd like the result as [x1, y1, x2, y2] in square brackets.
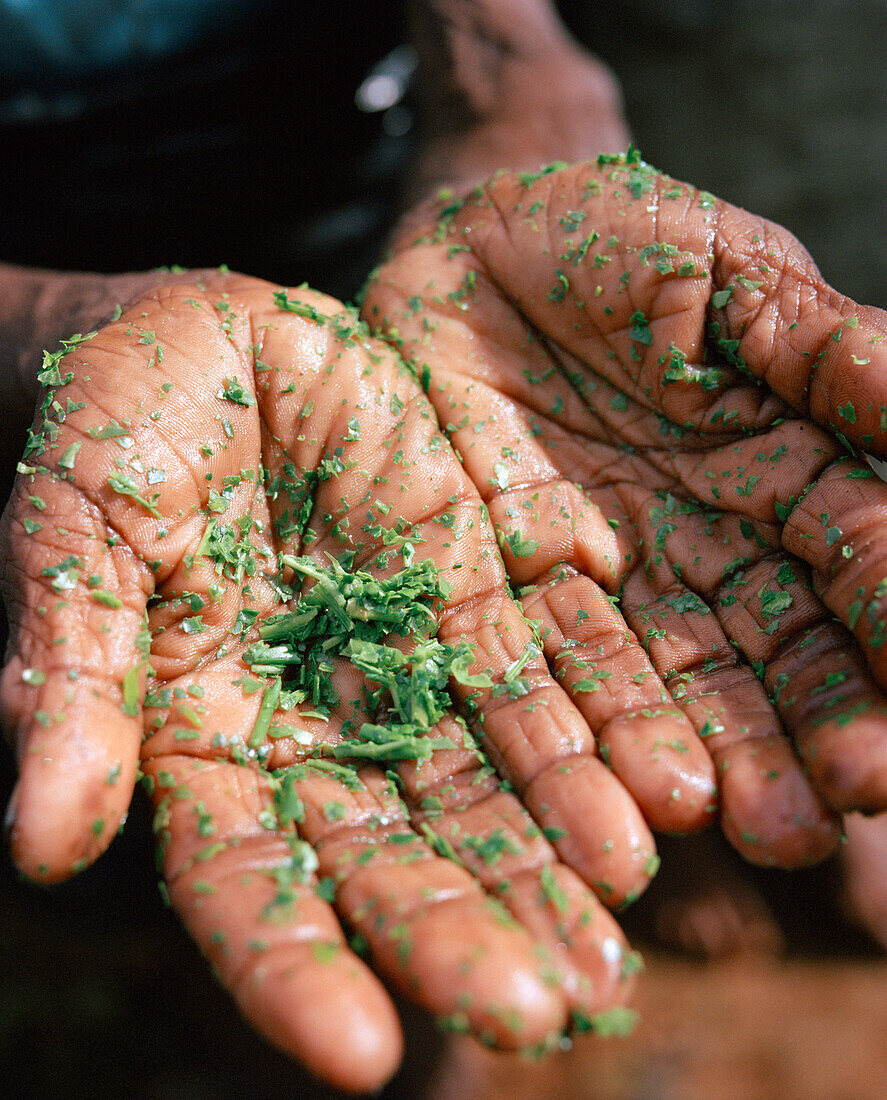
[1, 273, 666, 1091]
[364, 153, 887, 869]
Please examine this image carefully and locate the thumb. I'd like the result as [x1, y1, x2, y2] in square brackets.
[711, 202, 887, 454]
[2, 467, 152, 882]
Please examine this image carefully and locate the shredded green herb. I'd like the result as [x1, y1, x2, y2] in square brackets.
[243, 546, 490, 762]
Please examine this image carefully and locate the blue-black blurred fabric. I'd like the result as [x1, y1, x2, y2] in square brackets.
[0, 0, 263, 79]
[0, 1, 411, 299]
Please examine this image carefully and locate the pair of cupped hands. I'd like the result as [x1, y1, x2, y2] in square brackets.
[5, 153, 887, 1092]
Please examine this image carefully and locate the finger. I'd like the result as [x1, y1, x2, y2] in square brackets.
[665, 417, 841, 524]
[768, 623, 887, 814]
[142, 755, 403, 1094]
[397, 713, 640, 1015]
[437, 159, 887, 451]
[438, 583, 658, 906]
[712, 548, 887, 814]
[779, 461, 887, 808]
[783, 460, 887, 684]
[519, 568, 717, 834]
[283, 761, 572, 1048]
[711, 205, 887, 453]
[1, 475, 152, 880]
[619, 560, 840, 868]
[841, 811, 887, 949]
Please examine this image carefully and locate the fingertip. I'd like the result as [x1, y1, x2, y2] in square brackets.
[507, 863, 638, 1013]
[800, 710, 887, 815]
[404, 896, 568, 1047]
[236, 945, 404, 1094]
[524, 754, 658, 907]
[599, 712, 717, 834]
[10, 728, 137, 883]
[719, 736, 841, 868]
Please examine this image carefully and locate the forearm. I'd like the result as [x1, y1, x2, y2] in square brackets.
[403, 0, 631, 218]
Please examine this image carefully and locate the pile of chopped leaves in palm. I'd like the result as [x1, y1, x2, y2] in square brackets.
[243, 545, 491, 762]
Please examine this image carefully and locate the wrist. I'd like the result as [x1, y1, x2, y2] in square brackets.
[404, 0, 630, 212]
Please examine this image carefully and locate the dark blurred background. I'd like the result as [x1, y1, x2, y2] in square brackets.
[1, 0, 885, 304]
[1, 1, 886, 1097]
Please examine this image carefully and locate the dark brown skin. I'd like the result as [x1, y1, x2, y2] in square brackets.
[365, 156, 887, 868]
[0, 265, 216, 480]
[400, 0, 630, 213]
[0, 6, 650, 1090]
[842, 812, 887, 950]
[4, 0, 887, 1090]
[2, 275, 642, 1091]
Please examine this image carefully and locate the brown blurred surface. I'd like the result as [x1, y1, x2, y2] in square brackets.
[3, 798, 885, 1099]
[426, 956, 887, 1100]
